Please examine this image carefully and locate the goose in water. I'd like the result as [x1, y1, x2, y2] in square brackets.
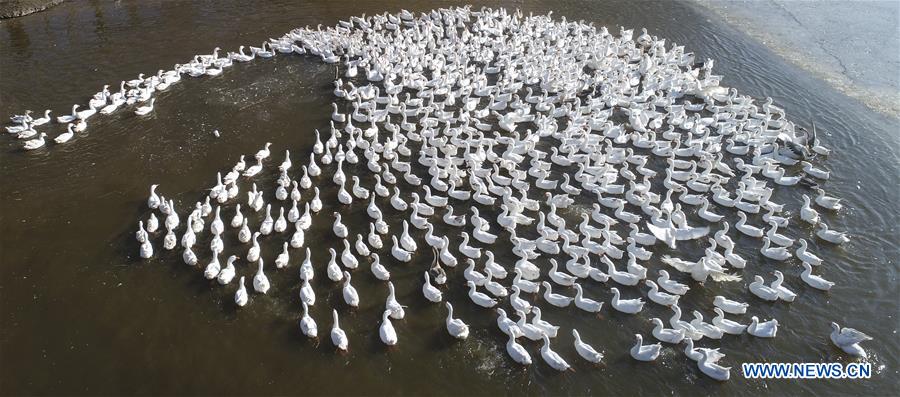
[23, 133, 47, 150]
[203, 253, 221, 280]
[467, 281, 498, 308]
[444, 302, 469, 340]
[748, 316, 778, 338]
[712, 308, 747, 335]
[713, 296, 749, 315]
[55, 124, 75, 144]
[330, 310, 349, 351]
[216, 255, 237, 285]
[572, 329, 604, 364]
[796, 239, 823, 265]
[697, 349, 731, 381]
[646, 280, 680, 306]
[135, 98, 155, 116]
[506, 332, 532, 366]
[770, 270, 797, 302]
[540, 335, 571, 371]
[298, 275, 316, 306]
[299, 302, 317, 339]
[610, 287, 644, 314]
[422, 272, 442, 303]
[814, 188, 842, 211]
[829, 322, 872, 358]
[816, 222, 850, 244]
[801, 262, 835, 290]
[234, 276, 248, 307]
[749, 275, 780, 301]
[379, 310, 398, 346]
[657, 270, 690, 295]
[630, 334, 661, 361]
[253, 259, 270, 294]
[332, 212, 348, 238]
[573, 284, 603, 313]
[651, 317, 685, 344]
[800, 195, 820, 224]
[385, 282, 406, 319]
[342, 271, 360, 308]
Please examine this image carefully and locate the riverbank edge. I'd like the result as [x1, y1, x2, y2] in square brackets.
[688, 0, 900, 119]
[0, 0, 63, 19]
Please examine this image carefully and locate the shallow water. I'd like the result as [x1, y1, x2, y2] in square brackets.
[0, 1, 898, 395]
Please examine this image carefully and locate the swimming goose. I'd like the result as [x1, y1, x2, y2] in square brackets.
[342, 271, 359, 308]
[814, 188, 842, 211]
[379, 310, 398, 346]
[203, 253, 220, 279]
[796, 239, 823, 265]
[801, 262, 834, 290]
[573, 284, 603, 313]
[330, 310, 349, 351]
[323, 248, 343, 282]
[630, 334, 661, 361]
[443, 302, 469, 340]
[747, 316, 778, 338]
[712, 308, 747, 335]
[299, 302, 317, 339]
[610, 287, 644, 314]
[249, 257, 270, 293]
[651, 317, 686, 343]
[646, 280, 680, 306]
[769, 270, 797, 302]
[698, 349, 731, 381]
[300, 278, 316, 306]
[572, 329, 603, 364]
[385, 281, 406, 319]
[506, 332, 532, 366]
[541, 281, 574, 308]
[714, 296, 749, 315]
[422, 272, 442, 303]
[829, 322, 872, 358]
[690, 311, 724, 339]
[749, 275, 779, 301]
[760, 237, 791, 261]
[540, 335, 571, 371]
[800, 195, 820, 224]
[467, 281, 497, 308]
[22, 133, 47, 150]
[816, 222, 850, 244]
[657, 270, 690, 295]
[234, 276, 248, 307]
[216, 255, 237, 285]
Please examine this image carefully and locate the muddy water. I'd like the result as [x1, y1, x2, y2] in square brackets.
[0, 0, 897, 395]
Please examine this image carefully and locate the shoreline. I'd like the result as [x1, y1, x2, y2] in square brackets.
[0, 0, 63, 19]
[691, 0, 900, 119]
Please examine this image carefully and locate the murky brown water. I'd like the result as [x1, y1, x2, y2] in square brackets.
[0, 1, 897, 395]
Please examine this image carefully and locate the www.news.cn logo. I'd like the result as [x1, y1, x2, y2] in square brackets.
[742, 363, 872, 379]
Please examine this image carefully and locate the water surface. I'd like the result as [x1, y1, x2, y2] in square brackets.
[0, 1, 897, 395]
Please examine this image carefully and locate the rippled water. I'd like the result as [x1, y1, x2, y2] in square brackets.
[0, 1, 897, 395]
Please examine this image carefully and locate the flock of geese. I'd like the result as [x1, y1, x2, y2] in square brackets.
[15, 6, 875, 382]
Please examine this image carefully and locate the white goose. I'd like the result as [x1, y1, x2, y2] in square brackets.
[234, 276, 248, 307]
[444, 302, 469, 340]
[342, 271, 360, 308]
[830, 322, 872, 358]
[572, 329, 603, 364]
[801, 262, 835, 290]
[747, 316, 778, 338]
[330, 310, 349, 351]
[630, 334, 661, 361]
[379, 310, 398, 346]
[540, 335, 571, 371]
[610, 287, 644, 314]
[299, 302, 317, 339]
